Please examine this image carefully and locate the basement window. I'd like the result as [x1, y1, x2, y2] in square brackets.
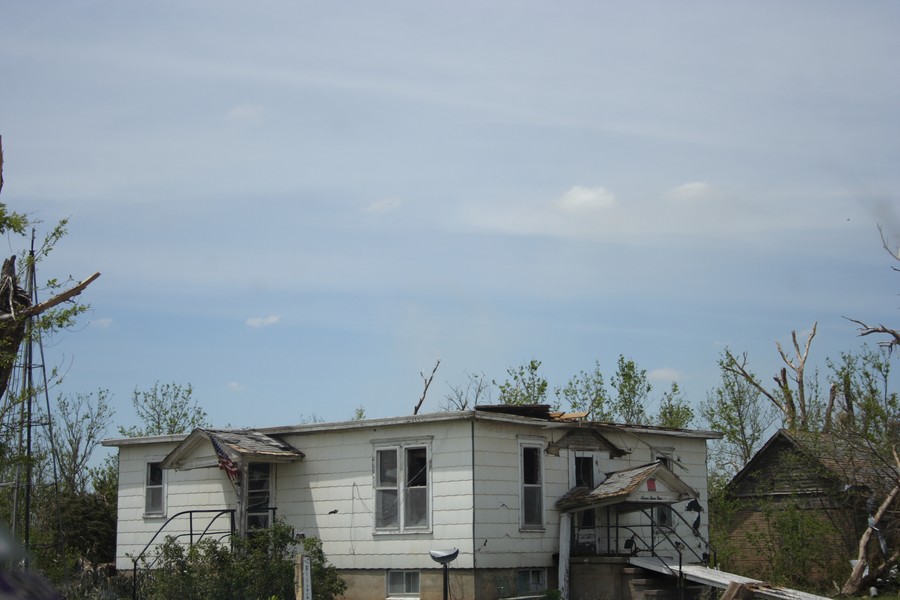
[387, 570, 420, 598]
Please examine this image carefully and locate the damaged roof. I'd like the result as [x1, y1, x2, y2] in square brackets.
[556, 461, 698, 513]
[161, 428, 304, 470]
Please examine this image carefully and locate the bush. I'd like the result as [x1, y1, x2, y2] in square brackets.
[139, 521, 345, 600]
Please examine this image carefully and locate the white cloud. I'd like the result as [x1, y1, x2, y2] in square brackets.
[227, 103, 264, 122]
[555, 186, 616, 212]
[363, 197, 402, 213]
[649, 367, 683, 382]
[226, 382, 245, 392]
[90, 318, 113, 328]
[665, 181, 715, 203]
[246, 315, 281, 328]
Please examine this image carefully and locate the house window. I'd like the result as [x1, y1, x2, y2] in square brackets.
[144, 462, 165, 516]
[247, 463, 272, 529]
[521, 443, 543, 529]
[375, 443, 430, 532]
[517, 569, 545, 595]
[654, 453, 673, 528]
[574, 455, 595, 528]
[575, 455, 593, 487]
[387, 570, 420, 598]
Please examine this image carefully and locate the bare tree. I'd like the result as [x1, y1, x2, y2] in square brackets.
[723, 323, 822, 431]
[846, 225, 900, 354]
[442, 371, 490, 411]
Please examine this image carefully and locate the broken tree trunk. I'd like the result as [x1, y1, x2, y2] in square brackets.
[840, 447, 900, 596]
[0, 254, 100, 402]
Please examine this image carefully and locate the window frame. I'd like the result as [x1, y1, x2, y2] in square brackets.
[386, 569, 420, 598]
[653, 450, 674, 528]
[143, 460, 166, 518]
[519, 440, 545, 531]
[373, 439, 432, 534]
[516, 568, 546, 595]
[246, 462, 274, 530]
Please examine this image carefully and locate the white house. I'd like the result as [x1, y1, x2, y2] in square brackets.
[102, 406, 719, 600]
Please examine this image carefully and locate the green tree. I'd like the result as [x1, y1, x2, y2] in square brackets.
[826, 346, 898, 443]
[701, 352, 775, 478]
[556, 360, 611, 421]
[655, 382, 694, 429]
[495, 359, 551, 407]
[47, 389, 114, 493]
[610, 355, 650, 424]
[119, 381, 208, 437]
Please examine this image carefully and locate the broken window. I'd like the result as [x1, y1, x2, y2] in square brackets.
[574, 455, 596, 528]
[144, 462, 165, 516]
[521, 443, 543, 529]
[375, 443, 429, 532]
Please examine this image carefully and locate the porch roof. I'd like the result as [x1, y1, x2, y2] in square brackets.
[161, 428, 304, 470]
[555, 461, 698, 513]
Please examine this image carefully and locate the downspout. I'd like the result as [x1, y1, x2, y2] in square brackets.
[471, 417, 477, 583]
[558, 512, 571, 600]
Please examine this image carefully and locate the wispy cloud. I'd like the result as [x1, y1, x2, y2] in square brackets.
[363, 198, 402, 213]
[227, 103, 264, 122]
[649, 367, 683, 382]
[664, 181, 715, 204]
[226, 382, 245, 392]
[555, 186, 616, 212]
[90, 318, 113, 328]
[246, 315, 280, 328]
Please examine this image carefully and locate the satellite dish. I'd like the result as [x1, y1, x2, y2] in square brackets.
[429, 548, 459, 564]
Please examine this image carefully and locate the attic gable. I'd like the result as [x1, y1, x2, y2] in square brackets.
[547, 427, 627, 457]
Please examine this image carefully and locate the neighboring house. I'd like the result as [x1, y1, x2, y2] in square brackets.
[724, 429, 894, 584]
[103, 406, 719, 600]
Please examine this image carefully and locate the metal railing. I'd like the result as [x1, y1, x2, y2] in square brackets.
[131, 509, 236, 600]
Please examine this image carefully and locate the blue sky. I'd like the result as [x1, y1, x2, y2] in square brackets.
[1, 1, 898, 438]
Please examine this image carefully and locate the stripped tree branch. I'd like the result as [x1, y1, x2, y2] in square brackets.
[413, 357, 440, 415]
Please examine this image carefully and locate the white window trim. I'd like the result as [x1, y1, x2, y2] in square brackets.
[519, 440, 545, 531]
[143, 459, 166, 518]
[373, 439, 432, 534]
[386, 569, 421, 598]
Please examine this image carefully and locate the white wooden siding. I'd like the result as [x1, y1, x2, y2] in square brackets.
[111, 415, 713, 575]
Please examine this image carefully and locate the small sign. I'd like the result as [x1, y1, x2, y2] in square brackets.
[302, 555, 312, 600]
[647, 478, 656, 491]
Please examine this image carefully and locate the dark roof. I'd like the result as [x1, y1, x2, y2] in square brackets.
[729, 429, 897, 496]
[206, 429, 305, 460]
[475, 404, 555, 419]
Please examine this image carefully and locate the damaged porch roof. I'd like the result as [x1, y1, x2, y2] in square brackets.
[556, 461, 698, 513]
[161, 428, 304, 471]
